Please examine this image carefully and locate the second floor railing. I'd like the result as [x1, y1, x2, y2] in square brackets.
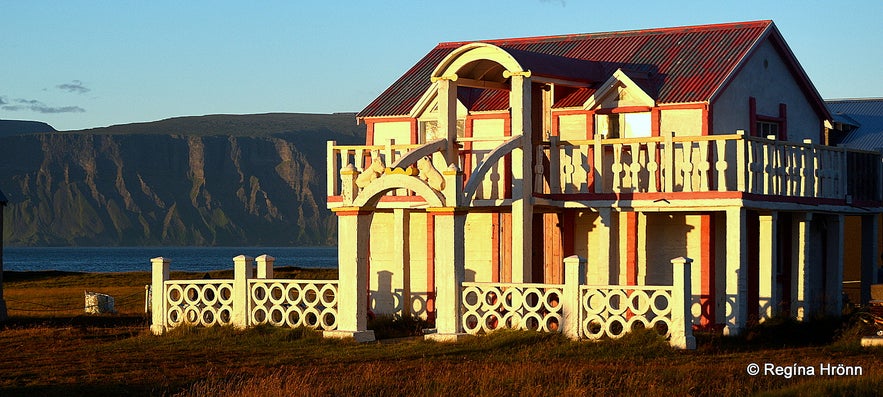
[326, 132, 882, 207]
[535, 132, 882, 202]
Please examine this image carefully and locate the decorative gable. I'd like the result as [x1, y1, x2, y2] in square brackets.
[586, 69, 656, 110]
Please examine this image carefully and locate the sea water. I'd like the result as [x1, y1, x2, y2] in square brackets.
[2, 246, 338, 273]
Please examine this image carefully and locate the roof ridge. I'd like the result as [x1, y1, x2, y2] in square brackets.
[826, 98, 883, 102]
[437, 20, 772, 47]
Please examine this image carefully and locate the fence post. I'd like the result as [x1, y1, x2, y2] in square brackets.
[670, 256, 696, 349]
[150, 257, 170, 335]
[232, 255, 254, 329]
[563, 255, 586, 340]
[256, 254, 275, 279]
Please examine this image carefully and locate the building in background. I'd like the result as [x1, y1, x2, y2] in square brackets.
[827, 98, 883, 305]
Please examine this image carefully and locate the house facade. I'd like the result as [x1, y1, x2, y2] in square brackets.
[326, 21, 882, 341]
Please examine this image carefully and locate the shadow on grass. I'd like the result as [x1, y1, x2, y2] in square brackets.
[695, 314, 876, 353]
[1, 314, 148, 329]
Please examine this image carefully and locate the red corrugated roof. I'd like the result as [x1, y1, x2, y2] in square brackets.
[357, 21, 801, 119]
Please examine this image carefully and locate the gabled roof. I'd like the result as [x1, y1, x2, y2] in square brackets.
[828, 98, 883, 151]
[358, 20, 828, 120]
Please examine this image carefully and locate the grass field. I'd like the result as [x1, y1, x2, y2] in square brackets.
[1, 270, 881, 396]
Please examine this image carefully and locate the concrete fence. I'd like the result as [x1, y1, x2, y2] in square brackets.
[149, 254, 695, 349]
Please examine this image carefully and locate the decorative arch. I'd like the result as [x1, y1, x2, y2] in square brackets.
[352, 174, 445, 208]
[431, 43, 526, 81]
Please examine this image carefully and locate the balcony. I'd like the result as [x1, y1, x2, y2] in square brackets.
[326, 132, 882, 210]
[535, 132, 882, 207]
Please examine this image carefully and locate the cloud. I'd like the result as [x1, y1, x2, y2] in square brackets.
[540, 0, 566, 6]
[2, 98, 85, 113]
[0, 96, 6, 105]
[57, 80, 90, 94]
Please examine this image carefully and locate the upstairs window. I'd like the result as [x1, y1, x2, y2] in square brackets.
[595, 112, 651, 139]
[420, 119, 464, 143]
[756, 120, 780, 138]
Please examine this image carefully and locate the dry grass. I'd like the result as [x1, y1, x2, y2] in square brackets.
[2, 270, 882, 396]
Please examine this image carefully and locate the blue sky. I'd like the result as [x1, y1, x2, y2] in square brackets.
[1, 1, 880, 131]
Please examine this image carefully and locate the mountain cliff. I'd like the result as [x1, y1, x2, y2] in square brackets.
[0, 113, 365, 246]
[0, 120, 56, 137]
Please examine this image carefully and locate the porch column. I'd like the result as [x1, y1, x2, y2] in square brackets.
[758, 212, 778, 321]
[426, 208, 466, 341]
[860, 214, 880, 304]
[791, 212, 813, 321]
[509, 72, 534, 283]
[825, 215, 845, 316]
[325, 209, 375, 342]
[724, 207, 747, 335]
[436, 76, 459, 166]
[588, 208, 613, 285]
[393, 208, 411, 315]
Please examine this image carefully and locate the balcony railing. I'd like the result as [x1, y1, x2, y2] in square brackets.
[326, 132, 882, 207]
[535, 132, 882, 203]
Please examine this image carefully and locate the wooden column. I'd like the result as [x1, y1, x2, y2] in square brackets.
[724, 207, 747, 335]
[325, 209, 375, 342]
[509, 72, 534, 283]
[394, 208, 411, 315]
[758, 212, 779, 321]
[425, 209, 467, 341]
[436, 76, 459, 166]
[791, 212, 813, 321]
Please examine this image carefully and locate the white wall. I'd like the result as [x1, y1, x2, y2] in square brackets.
[712, 39, 823, 142]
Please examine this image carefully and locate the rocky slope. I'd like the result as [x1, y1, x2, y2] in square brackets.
[0, 113, 365, 246]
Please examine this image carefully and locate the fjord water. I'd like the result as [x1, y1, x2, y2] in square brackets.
[3, 246, 338, 273]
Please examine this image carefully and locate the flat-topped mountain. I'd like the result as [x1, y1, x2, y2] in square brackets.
[0, 113, 365, 246]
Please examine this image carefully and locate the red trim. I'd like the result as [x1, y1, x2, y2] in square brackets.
[750, 97, 788, 140]
[594, 106, 653, 114]
[561, 209, 575, 257]
[328, 196, 343, 202]
[699, 214, 715, 328]
[551, 113, 559, 137]
[701, 105, 709, 136]
[327, 195, 435, 204]
[463, 118, 474, 180]
[410, 119, 418, 144]
[626, 212, 638, 285]
[365, 117, 415, 145]
[492, 213, 501, 282]
[650, 108, 660, 137]
[333, 209, 373, 217]
[656, 103, 708, 110]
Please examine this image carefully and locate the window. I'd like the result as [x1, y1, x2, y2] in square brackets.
[420, 119, 464, 143]
[595, 112, 651, 139]
[756, 121, 779, 138]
